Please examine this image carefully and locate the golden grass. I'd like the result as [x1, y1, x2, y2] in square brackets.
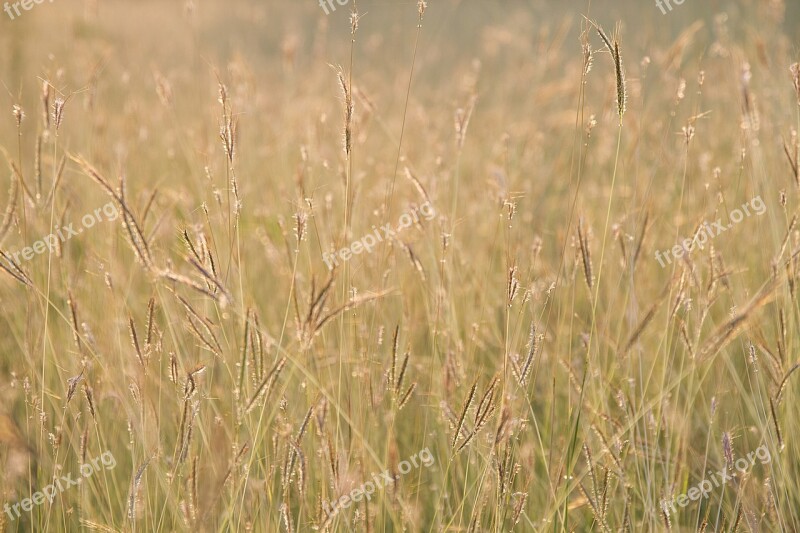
[0, 0, 799, 531]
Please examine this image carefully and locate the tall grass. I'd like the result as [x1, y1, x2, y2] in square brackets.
[0, 1, 799, 531]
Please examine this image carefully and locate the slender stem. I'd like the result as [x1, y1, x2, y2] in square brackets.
[41, 130, 58, 452]
[563, 121, 622, 532]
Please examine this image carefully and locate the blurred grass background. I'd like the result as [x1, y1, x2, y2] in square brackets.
[0, 0, 799, 531]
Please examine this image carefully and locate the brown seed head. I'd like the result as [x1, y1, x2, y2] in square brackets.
[41, 80, 51, 129]
[52, 97, 66, 133]
[722, 432, 734, 468]
[11, 105, 24, 129]
[350, 8, 359, 35]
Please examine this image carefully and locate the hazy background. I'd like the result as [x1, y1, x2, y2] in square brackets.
[0, 1, 798, 531]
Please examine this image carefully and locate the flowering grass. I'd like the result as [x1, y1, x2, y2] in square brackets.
[0, 1, 799, 531]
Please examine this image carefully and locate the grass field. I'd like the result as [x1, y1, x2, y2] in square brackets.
[1, 0, 800, 531]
